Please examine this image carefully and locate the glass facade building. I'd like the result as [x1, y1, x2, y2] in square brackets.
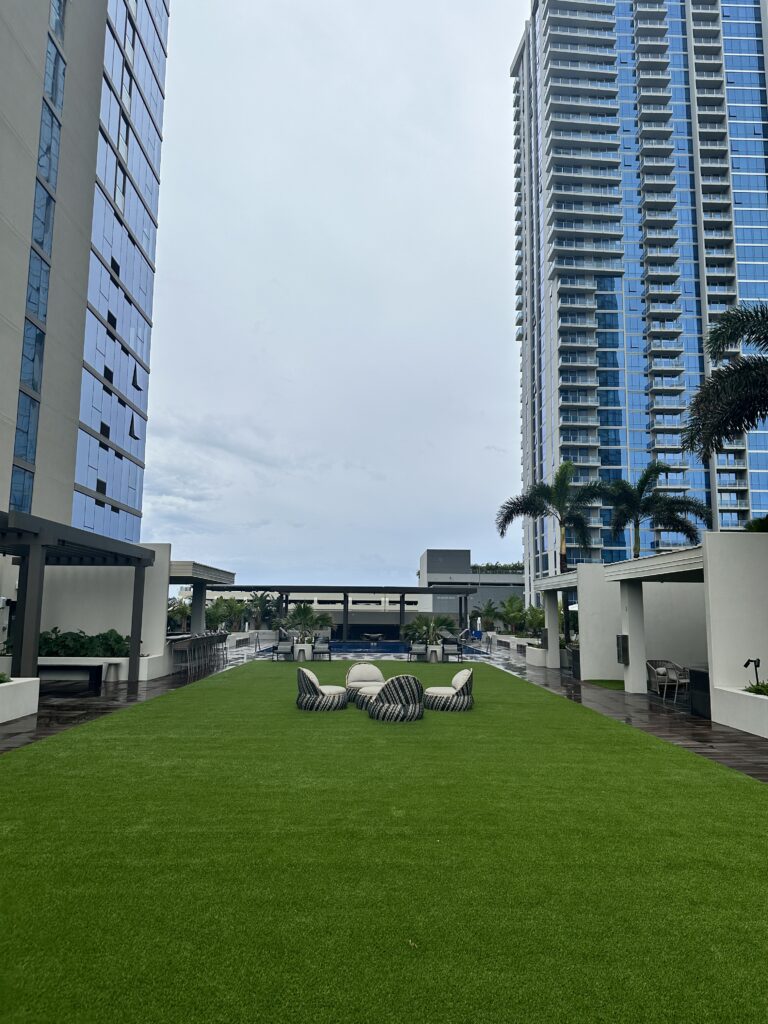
[72, 0, 169, 542]
[512, 0, 768, 594]
[6, 0, 169, 544]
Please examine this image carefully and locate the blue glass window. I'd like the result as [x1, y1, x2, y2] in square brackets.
[37, 104, 61, 188]
[26, 251, 50, 322]
[20, 321, 45, 393]
[32, 182, 55, 256]
[9, 467, 34, 514]
[44, 38, 66, 112]
[14, 393, 40, 464]
[49, 0, 67, 39]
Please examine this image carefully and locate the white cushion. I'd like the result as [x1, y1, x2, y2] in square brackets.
[425, 686, 456, 697]
[302, 668, 321, 686]
[357, 683, 385, 697]
[346, 663, 385, 685]
[452, 669, 472, 691]
[319, 685, 346, 695]
[655, 667, 667, 676]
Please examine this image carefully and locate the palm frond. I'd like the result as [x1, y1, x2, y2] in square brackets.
[495, 491, 550, 537]
[636, 460, 673, 499]
[565, 511, 592, 551]
[649, 512, 701, 545]
[651, 494, 712, 528]
[551, 461, 576, 514]
[681, 357, 768, 457]
[569, 479, 608, 512]
[707, 302, 768, 361]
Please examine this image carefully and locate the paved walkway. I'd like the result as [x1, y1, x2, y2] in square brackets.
[3, 648, 768, 783]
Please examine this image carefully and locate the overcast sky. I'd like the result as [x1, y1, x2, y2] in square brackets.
[143, 0, 529, 585]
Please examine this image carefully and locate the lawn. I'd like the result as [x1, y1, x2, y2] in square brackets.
[3, 660, 768, 1024]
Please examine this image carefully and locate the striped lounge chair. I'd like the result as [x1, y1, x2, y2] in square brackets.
[367, 674, 424, 722]
[345, 663, 386, 707]
[296, 667, 348, 711]
[424, 668, 474, 712]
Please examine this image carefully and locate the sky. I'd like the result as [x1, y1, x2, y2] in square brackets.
[143, 0, 530, 585]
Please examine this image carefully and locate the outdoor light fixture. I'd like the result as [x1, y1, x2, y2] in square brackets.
[745, 658, 761, 686]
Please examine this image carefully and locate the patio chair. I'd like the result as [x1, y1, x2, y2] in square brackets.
[296, 667, 348, 711]
[646, 660, 685, 702]
[345, 663, 385, 706]
[441, 641, 463, 663]
[313, 638, 332, 661]
[272, 640, 294, 661]
[424, 668, 474, 712]
[367, 674, 424, 722]
[407, 642, 427, 662]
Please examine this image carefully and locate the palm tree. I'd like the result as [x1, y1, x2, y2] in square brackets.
[603, 461, 711, 558]
[498, 595, 526, 634]
[496, 461, 604, 573]
[402, 614, 457, 644]
[285, 602, 333, 641]
[471, 600, 499, 632]
[682, 302, 768, 458]
[248, 591, 281, 629]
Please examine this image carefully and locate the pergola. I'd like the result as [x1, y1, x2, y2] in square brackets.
[203, 584, 478, 639]
[169, 561, 236, 633]
[0, 511, 155, 682]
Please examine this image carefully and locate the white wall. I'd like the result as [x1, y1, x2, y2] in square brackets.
[40, 543, 171, 657]
[644, 582, 708, 668]
[576, 564, 622, 681]
[704, 532, 768, 691]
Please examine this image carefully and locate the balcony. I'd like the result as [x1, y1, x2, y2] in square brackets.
[649, 357, 684, 373]
[646, 337, 684, 354]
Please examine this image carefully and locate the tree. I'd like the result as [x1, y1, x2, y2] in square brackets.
[498, 595, 526, 634]
[745, 516, 768, 533]
[248, 592, 281, 629]
[402, 614, 457, 644]
[470, 561, 524, 574]
[495, 461, 604, 574]
[603, 462, 712, 558]
[682, 302, 768, 458]
[205, 596, 247, 632]
[167, 598, 190, 633]
[285, 602, 334, 641]
[525, 605, 545, 636]
[471, 600, 499, 632]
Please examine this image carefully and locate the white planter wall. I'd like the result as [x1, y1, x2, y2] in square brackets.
[0, 677, 39, 724]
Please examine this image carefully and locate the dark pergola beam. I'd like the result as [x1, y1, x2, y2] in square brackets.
[128, 565, 145, 694]
[12, 540, 46, 679]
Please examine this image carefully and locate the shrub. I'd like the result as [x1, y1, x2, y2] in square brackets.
[0, 672, 10, 684]
[744, 680, 768, 696]
[38, 627, 130, 658]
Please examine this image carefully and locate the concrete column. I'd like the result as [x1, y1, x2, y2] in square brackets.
[399, 594, 405, 632]
[542, 590, 561, 671]
[190, 580, 206, 634]
[342, 593, 349, 641]
[128, 565, 146, 692]
[12, 541, 45, 679]
[620, 579, 647, 694]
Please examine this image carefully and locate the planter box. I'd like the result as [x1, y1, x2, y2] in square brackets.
[0, 677, 40, 724]
[711, 686, 768, 740]
[292, 643, 313, 662]
[526, 645, 547, 668]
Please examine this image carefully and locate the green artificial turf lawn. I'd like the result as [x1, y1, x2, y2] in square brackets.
[3, 661, 768, 1024]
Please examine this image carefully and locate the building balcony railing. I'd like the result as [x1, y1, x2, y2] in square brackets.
[646, 337, 685, 353]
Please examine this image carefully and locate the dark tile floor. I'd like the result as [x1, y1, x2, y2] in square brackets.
[4, 649, 768, 784]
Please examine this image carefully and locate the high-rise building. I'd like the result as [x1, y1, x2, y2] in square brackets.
[0, 0, 169, 542]
[512, 0, 768, 596]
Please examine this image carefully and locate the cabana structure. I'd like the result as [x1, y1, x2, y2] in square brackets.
[0, 510, 154, 683]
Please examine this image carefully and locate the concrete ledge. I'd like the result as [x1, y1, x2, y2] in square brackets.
[0, 677, 40, 724]
[711, 687, 768, 740]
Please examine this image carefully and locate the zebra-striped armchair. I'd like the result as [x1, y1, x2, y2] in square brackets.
[424, 668, 474, 712]
[345, 663, 385, 707]
[367, 674, 424, 722]
[296, 667, 348, 711]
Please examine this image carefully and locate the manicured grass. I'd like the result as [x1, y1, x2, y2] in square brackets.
[584, 678, 625, 690]
[3, 661, 768, 1023]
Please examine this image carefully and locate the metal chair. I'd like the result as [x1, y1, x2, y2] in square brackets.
[272, 640, 294, 661]
[407, 642, 427, 662]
